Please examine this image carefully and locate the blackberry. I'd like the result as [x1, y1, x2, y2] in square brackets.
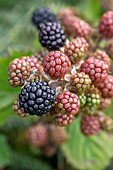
[54, 111, 75, 126]
[95, 75, 113, 98]
[56, 90, 80, 115]
[49, 124, 68, 144]
[78, 94, 86, 107]
[98, 111, 113, 131]
[94, 49, 111, 67]
[43, 51, 71, 79]
[101, 0, 113, 11]
[80, 57, 108, 83]
[99, 11, 113, 39]
[19, 80, 56, 116]
[80, 114, 100, 136]
[8, 56, 43, 87]
[70, 72, 91, 93]
[27, 123, 48, 147]
[32, 7, 57, 28]
[39, 22, 66, 50]
[98, 97, 111, 110]
[64, 37, 89, 63]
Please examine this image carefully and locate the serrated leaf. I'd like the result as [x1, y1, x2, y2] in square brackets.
[61, 118, 113, 170]
[0, 135, 12, 166]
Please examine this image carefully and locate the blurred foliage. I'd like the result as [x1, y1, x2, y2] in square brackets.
[62, 118, 113, 170]
[0, 0, 113, 170]
[0, 0, 102, 56]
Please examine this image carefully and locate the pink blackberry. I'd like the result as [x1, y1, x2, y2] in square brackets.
[70, 72, 91, 93]
[80, 57, 108, 83]
[99, 11, 113, 39]
[60, 15, 79, 36]
[64, 37, 89, 63]
[72, 19, 92, 39]
[27, 123, 48, 147]
[80, 114, 100, 136]
[49, 124, 68, 144]
[56, 90, 80, 115]
[98, 97, 111, 110]
[94, 49, 111, 67]
[43, 51, 71, 79]
[8, 56, 43, 87]
[95, 75, 113, 98]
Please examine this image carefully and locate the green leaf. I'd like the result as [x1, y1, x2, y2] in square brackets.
[0, 135, 12, 166]
[11, 152, 53, 170]
[61, 118, 113, 170]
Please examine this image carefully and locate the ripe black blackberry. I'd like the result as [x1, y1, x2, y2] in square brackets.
[39, 22, 66, 50]
[32, 7, 57, 28]
[19, 80, 56, 116]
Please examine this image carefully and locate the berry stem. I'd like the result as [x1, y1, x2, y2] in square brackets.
[93, 35, 103, 52]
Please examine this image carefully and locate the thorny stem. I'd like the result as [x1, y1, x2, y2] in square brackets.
[93, 35, 103, 52]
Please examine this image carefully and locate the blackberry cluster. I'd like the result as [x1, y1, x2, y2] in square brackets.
[39, 22, 66, 50]
[32, 7, 57, 28]
[19, 80, 56, 116]
[27, 120, 68, 156]
[8, 7, 113, 137]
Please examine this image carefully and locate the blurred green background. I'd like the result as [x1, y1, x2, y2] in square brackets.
[0, 0, 113, 170]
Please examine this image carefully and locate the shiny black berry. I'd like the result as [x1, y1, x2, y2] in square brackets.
[39, 22, 66, 50]
[19, 80, 56, 116]
[32, 7, 57, 29]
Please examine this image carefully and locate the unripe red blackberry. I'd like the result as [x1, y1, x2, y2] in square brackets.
[106, 42, 113, 59]
[95, 75, 113, 98]
[80, 114, 100, 136]
[78, 94, 86, 107]
[54, 111, 75, 126]
[12, 98, 29, 117]
[64, 37, 89, 63]
[19, 80, 56, 116]
[39, 22, 66, 50]
[27, 124, 48, 147]
[56, 90, 80, 115]
[8, 56, 43, 87]
[94, 49, 111, 67]
[99, 11, 113, 39]
[70, 72, 91, 93]
[49, 124, 68, 144]
[98, 97, 111, 110]
[80, 57, 108, 83]
[43, 51, 71, 79]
